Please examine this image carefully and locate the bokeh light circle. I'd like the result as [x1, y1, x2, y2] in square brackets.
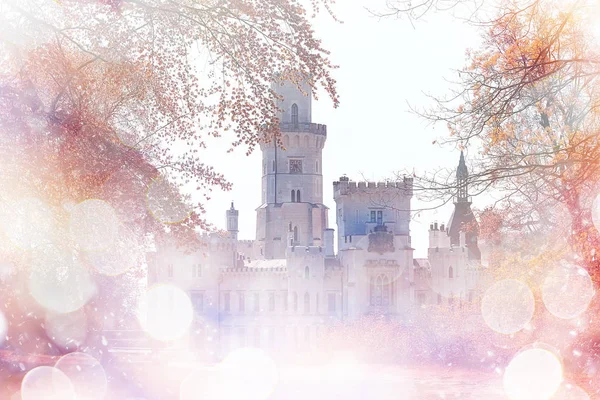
[481, 279, 535, 334]
[0, 197, 55, 250]
[138, 284, 193, 341]
[55, 352, 107, 400]
[146, 177, 192, 224]
[551, 383, 589, 400]
[45, 311, 88, 350]
[28, 245, 96, 314]
[70, 199, 120, 251]
[542, 263, 594, 319]
[84, 225, 142, 276]
[503, 348, 563, 400]
[21, 366, 75, 400]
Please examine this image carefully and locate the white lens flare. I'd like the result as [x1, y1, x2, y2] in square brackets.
[481, 279, 535, 334]
[70, 199, 120, 251]
[220, 348, 279, 400]
[551, 382, 590, 400]
[45, 311, 88, 350]
[0, 197, 55, 250]
[542, 264, 594, 320]
[55, 352, 107, 400]
[0, 310, 7, 346]
[503, 348, 563, 400]
[180, 348, 278, 400]
[146, 177, 192, 224]
[138, 284, 193, 341]
[21, 366, 75, 400]
[28, 245, 96, 314]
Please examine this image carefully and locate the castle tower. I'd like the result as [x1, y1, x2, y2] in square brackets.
[256, 79, 329, 259]
[226, 201, 239, 240]
[447, 151, 481, 260]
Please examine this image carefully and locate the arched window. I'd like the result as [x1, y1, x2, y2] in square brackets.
[296, 190, 301, 202]
[294, 135, 300, 147]
[304, 136, 309, 147]
[283, 135, 289, 148]
[291, 190, 296, 203]
[291, 103, 298, 125]
[304, 266, 310, 280]
[304, 292, 310, 314]
[370, 274, 390, 306]
[449, 266, 454, 279]
[293, 292, 298, 312]
[294, 226, 298, 242]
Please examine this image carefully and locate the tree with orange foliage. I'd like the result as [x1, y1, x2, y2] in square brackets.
[389, 1, 600, 283]
[0, 0, 339, 374]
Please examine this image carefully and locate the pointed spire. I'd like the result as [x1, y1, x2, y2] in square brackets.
[457, 150, 468, 180]
[230, 201, 235, 210]
[456, 150, 469, 202]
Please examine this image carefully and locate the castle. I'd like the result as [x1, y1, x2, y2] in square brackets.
[147, 80, 485, 359]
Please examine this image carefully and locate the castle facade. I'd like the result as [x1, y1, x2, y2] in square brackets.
[147, 81, 485, 359]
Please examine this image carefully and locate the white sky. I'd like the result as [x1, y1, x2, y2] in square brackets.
[198, 1, 482, 257]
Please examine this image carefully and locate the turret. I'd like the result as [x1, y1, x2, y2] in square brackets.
[226, 201, 239, 240]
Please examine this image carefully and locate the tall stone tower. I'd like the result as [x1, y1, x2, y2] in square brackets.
[256, 79, 329, 259]
[226, 202, 239, 240]
[447, 151, 481, 260]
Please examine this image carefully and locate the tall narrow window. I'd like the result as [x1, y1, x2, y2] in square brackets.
[294, 226, 298, 242]
[167, 264, 174, 278]
[316, 160, 319, 173]
[192, 264, 202, 278]
[291, 103, 298, 126]
[223, 292, 230, 313]
[238, 292, 245, 313]
[283, 291, 288, 312]
[254, 326, 261, 347]
[269, 292, 275, 312]
[304, 292, 310, 314]
[293, 292, 298, 313]
[304, 326, 310, 345]
[254, 293, 260, 312]
[370, 211, 376, 223]
[304, 266, 310, 280]
[328, 293, 336, 315]
[449, 266, 454, 279]
[291, 190, 296, 203]
[296, 190, 301, 202]
[377, 210, 383, 225]
[371, 274, 390, 306]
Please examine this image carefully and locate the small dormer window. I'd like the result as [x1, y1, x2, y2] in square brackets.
[291, 103, 299, 126]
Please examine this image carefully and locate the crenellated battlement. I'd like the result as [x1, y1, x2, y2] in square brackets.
[333, 176, 414, 198]
[222, 266, 288, 274]
[286, 245, 326, 258]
